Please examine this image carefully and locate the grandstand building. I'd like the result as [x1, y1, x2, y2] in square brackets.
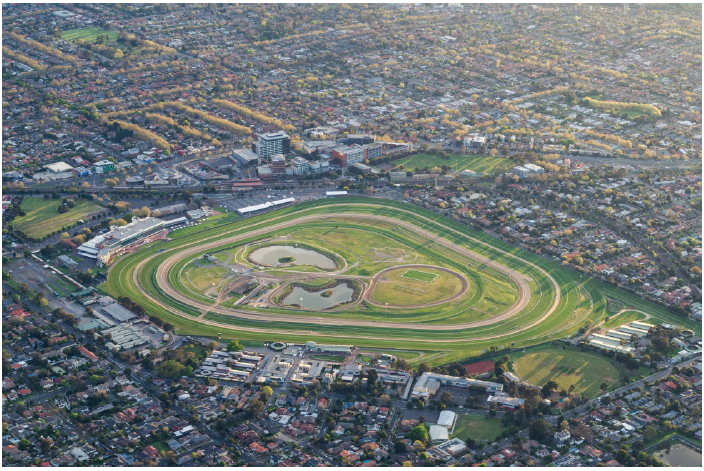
[78, 217, 167, 266]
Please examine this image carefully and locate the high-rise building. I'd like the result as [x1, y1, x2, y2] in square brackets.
[252, 131, 290, 159]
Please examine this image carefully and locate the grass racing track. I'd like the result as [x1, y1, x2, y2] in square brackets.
[104, 197, 701, 366]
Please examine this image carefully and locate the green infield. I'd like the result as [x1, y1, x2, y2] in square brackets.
[402, 269, 439, 283]
[12, 197, 102, 240]
[392, 153, 514, 175]
[103, 197, 700, 367]
[370, 267, 466, 306]
[61, 28, 119, 42]
[451, 415, 507, 443]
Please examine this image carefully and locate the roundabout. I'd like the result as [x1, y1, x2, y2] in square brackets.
[104, 197, 700, 366]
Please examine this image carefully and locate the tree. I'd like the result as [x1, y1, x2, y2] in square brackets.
[542, 380, 558, 398]
[227, 340, 243, 352]
[261, 386, 273, 402]
[247, 399, 265, 418]
[60, 232, 70, 241]
[207, 341, 218, 352]
[367, 368, 377, 387]
[408, 424, 428, 443]
[642, 425, 657, 442]
[441, 391, 452, 404]
[528, 418, 552, 441]
[417, 362, 429, 374]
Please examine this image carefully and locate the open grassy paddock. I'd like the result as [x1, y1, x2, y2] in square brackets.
[61, 28, 120, 42]
[509, 344, 654, 396]
[12, 197, 102, 239]
[392, 153, 514, 175]
[103, 198, 700, 367]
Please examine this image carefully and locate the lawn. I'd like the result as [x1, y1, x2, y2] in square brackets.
[392, 153, 514, 175]
[184, 266, 232, 291]
[603, 311, 647, 329]
[62, 28, 119, 42]
[451, 414, 506, 443]
[512, 348, 622, 396]
[402, 269, 439, 283]
[12, 197, 102, 240]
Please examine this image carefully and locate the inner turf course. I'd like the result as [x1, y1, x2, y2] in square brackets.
[104, 198, 701, 366]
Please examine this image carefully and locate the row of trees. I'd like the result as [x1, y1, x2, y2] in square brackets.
[213, 98, 295, 133]
[106, 119, 173, 152]
[2, 46, 45, 70]
[581, 97, 662, 118]
[7, 31, 79, 65]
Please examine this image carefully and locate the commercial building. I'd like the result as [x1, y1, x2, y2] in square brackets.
[364, 143, 382, 159]
[252, 131, 290, 159]
[291, 156, 310, 175]
[331, 145, 365, 167]
[512, 164, 544, 178]
[437, 410, 457, 432]
[512, 166, 532, 178]
[487, 392, 526, 410]
[428, 425, 449, 443]
[433, 438, 468, 456]
[93, 160, 115, 173]
[345, 134, 375, 145]
[102, 324, 150, 350]
[523, 163, 544, 174]
[389, 171, 407, 182]
[44, 162, 74, 173]
[271, 154, 287, 175]
[186, 207, 214, 220]
[232, 149, 260, 167]
[411, 372, 503, 399]
[78, 217, 167, 266]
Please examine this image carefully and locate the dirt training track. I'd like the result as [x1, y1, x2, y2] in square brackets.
[123, 204, 562, 341]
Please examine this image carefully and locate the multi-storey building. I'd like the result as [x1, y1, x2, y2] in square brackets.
[252, 131, 290, 159]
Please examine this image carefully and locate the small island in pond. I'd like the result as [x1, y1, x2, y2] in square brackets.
[278, 256, 295, 264]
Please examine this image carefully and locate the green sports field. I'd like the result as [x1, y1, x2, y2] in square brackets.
[61, 28, 119, 42]
[451, 415, 507, 443]
[392, 153, 514, 175]
[12, 197, 102, 239]
[102, 198, 700, 367]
